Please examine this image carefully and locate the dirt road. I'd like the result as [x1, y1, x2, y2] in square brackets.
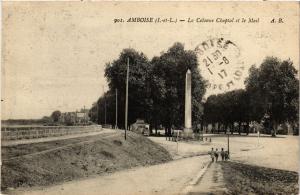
[14, 155, 211, 195]
[150, 135, 299, 172]
[8, 134, 298, 195]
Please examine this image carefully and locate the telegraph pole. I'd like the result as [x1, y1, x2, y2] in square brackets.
[125, 58, 129, 140]
[104, 98, 106, 125]
[84, 105, 86, 125]
[96, 101, 99, 124]
[103, 85, 106, 125]
[227, 133, 230, 157]
[115, 88, 118, 129]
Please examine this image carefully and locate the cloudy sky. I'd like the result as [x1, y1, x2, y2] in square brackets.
[2, 2, 299, 119]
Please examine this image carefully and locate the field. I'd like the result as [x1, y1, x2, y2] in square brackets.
[1, 130, 172, 192]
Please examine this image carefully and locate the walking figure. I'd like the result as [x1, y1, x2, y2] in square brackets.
[221, 148, 225, 161]
[214, 148, 219, 162]
[224, 151, 229, 161]
[209, 148, 215, 162]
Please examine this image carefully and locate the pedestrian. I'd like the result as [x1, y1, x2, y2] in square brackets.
[224, 151, 229, 161]
[214, 148, 219, 162]
[209, 148, 215, 162]
[221, 148, 225, 161]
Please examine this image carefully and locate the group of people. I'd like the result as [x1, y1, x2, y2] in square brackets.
[209, 148, 229, 162]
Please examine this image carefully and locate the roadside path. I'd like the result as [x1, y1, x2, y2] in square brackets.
[14, 156, 211, 195]
[187, 162, 227, 194]
[150, 137, 227, 194]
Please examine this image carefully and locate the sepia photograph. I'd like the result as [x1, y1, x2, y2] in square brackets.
[1, 1, 299, 195]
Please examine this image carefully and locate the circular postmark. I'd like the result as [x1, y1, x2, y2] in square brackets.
[194, 38, 245, 93]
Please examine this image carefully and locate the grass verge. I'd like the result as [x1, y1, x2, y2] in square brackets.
[221, 161, 299, 195]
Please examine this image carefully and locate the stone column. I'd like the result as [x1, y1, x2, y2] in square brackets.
[184, 69, 192, 136]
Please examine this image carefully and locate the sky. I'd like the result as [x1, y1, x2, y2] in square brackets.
[2, 2, 299, 119]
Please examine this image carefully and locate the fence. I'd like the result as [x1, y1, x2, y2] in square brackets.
[1, 125, 102, 140]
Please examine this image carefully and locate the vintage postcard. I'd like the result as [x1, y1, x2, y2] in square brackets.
[1, 1, 299, 195]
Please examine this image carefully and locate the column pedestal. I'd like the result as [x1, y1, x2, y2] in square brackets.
[183, 128, 194, 139]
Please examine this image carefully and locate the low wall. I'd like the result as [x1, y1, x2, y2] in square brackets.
[1, 125, 102, 140]
[165, 131, 204, 141]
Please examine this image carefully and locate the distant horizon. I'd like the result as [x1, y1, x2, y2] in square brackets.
[2, 107, 92, 120]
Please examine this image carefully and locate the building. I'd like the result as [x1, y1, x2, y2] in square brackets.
[59, 107, 90, 125]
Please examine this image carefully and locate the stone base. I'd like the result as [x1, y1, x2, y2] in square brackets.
[170, 130, 204, 142]
[183, 128, 194, 139]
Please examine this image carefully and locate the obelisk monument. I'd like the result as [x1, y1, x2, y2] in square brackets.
[184, 69, 192, 137]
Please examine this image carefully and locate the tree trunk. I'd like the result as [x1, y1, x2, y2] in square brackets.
[149, 124, 153, 135]
[246, 121, 249, 135]
[167, 126, 172, 141]
[165, 127, 167, 139]
[272, 120, 277, 137]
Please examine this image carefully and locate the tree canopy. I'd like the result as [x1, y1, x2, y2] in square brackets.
[202, 56, 299, 135]
[150, 43, 206, 132]
[203, 89, 250, 134]
[245, 57, 299, 134]
[51, 110, 61, 122]
[89, 43, 207, 132]
[89, 47, 298, 136]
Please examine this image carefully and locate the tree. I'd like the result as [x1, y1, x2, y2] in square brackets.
[64, 113, 75, 126]
[231, 90, 250, 134]
[203, 95, 219, 133]
[88, 102, 98, 123]
[40, 116, 53, 124]
[90, 48, 152, 128]
[245, 57, 299, 136]
[89, 43, 207, 134]
[51, 110, 61, 122]
[203, 89, 250, 134]
[203, 57, 298, 136]
[150, 43, 207, 134]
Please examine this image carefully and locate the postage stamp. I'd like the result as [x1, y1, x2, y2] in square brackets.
[195, 38, 245, 93]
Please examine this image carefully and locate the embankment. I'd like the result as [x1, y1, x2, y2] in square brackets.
[1, 131, 172, 192]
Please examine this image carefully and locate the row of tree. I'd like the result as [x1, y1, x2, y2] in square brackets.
[203, 57, 299, 135]
[89, 43, 299, 135]
[203, 89, 249, 134]
[89, 43, 206, 135]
